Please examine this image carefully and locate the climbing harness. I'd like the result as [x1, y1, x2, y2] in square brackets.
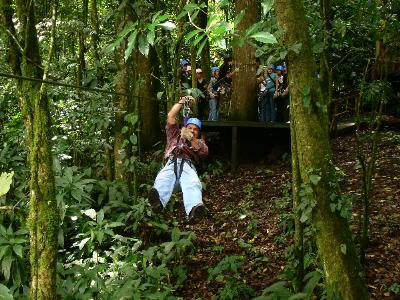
[167, 155, 196, 181]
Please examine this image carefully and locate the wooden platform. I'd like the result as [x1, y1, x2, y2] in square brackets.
[201, 120, 290, 172]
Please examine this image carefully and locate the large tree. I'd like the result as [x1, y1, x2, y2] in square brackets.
[230, 0, 260, 121]
[275, 0, 369, 298]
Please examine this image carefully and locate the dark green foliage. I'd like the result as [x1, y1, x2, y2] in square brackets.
[208, 255, 255, 300]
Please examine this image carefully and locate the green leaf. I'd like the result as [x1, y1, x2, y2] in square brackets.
[104, 22, 136, 54]
[12, 245, 23, 258]
[340, 244, 347, 255]
[300, 212, 308, 223]
[121, 126, 129, 134]
[157, 21, 176, 31]
[190, 10, 200, 22]
[185, 29, 202, 41]
[234, 10, 245, 26]
[0, 283, 13, 300]
[78, 237, 90, 250]
[138, 34, 149, 56]
[244, 22, 263, 37]
[0, 246, 10, 260]
[125, 113, 139, 125]
[192, 32, 206, 47]
[303, 270, 322, 296]
[211, 22, 229, 37]
[125, 31, 138, 61]
[206, 15, 219, 31]
[171, 227, 180, 242]
[1, 255, 13, 281]
[309, 175, 321, 185]
[163, 241, 175, 254]
[97, 231, 104, 244]
[129, 134, 138, 145]
[0, 172, 14, 197]
[288, 293, 308, 300]
[97, 209, 104, 224]
[261, 0, 274, 15]
[157, 92, 164, 100]
[151, 12, 168, 25]
[290, 43, 302, 54]
[250, 32, 277, 44]
[196, 38, 208, 58]
[147, 30, 155, 46]
[71, 189, 82, 202]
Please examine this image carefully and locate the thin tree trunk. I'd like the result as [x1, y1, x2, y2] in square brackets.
[198, 0, 211, 82]
[319, 0, 334, 133]
[290, 115, 304, 292]
[230, 0, 259, 121]
[113, 2, 132, 181]
[90, 0, 113, 180]
[1, 0, 59, 298]
[275, 0, 369, 298]
[77, 0, 88, 88]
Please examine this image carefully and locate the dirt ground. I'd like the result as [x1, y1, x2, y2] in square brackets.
[166, 129, 400, 299]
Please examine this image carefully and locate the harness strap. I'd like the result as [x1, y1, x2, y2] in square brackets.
[167, 155, 196, 181]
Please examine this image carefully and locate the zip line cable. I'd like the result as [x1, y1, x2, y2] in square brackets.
[0, 72, 153, 100]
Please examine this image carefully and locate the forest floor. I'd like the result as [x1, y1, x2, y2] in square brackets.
[163, 129, 400, 300]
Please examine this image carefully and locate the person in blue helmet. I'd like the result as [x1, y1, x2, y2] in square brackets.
[149, 96, 209, 222]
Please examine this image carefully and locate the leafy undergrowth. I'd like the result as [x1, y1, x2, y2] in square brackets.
[165, 129, 400, 300]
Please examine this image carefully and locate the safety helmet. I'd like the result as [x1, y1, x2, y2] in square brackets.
[180, 59, 189, 65]
[268, 64, 275, 70]
[186, 118, 202, 130]
[211, 66, 220, 72]
[276, 65, 284, 71]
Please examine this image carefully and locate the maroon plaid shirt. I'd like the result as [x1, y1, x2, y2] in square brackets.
[165, 123, 208, 165]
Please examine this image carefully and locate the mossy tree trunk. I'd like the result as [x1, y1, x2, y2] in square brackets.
[1, 0, 59, 298]
[113, 1, 132, 181]
[230, 0, 259, 121]
[275, 0, 369, 298]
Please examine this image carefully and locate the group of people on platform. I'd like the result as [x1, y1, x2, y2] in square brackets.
[179, 56, 290, 123]
[179, 55, 238, 122]
[257, 64, 289, 123]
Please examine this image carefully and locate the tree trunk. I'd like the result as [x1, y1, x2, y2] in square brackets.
[113, 3, 132, 181]
[90, 0, 113, 180]
[137, 49, 160, 151]
[275, 0, 369, 298]
[290, 117, 304, 292]
[230, 0, 259, 121]
[1, 0, 59, 298]
[77, 0, 88, 88]
[198, 0, 211, 82]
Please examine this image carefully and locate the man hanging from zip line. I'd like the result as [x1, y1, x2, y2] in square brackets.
[148, 96, 209, 223]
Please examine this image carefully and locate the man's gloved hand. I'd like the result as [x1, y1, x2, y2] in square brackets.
[180, 127, 193, 141]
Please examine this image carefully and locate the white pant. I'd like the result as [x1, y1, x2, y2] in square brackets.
[153, 158, 203, 216]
